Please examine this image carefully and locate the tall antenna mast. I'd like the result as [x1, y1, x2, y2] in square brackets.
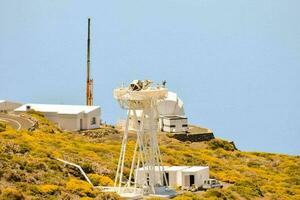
[86, 18, 93, 106]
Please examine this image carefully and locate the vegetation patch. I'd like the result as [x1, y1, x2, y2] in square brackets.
[79, 124, 119, 138]
[0, 187, 25, 200]
[207, 138, 237, 151]
[229, 180, 263, 200]
[0, 114, 299, 199]
[66, 178, 99, 197]
[0, 121, 6, 132]
[88, 174, 113, 186]
[36, 184, 59, 195]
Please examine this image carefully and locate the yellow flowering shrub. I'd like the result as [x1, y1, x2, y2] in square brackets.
[88, 174, 114, 186]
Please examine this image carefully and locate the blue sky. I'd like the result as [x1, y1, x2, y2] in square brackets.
[1, 0, 299, 155]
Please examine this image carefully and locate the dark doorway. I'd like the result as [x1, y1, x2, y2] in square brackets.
[163, 172, 169, 186]
[80, 119, 83, 130]
[189, 175, 195, 186]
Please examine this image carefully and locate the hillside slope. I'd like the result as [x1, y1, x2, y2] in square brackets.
[0, 112, 299, 200]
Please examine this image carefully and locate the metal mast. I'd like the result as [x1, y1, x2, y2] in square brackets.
[86, 18, 93, 106]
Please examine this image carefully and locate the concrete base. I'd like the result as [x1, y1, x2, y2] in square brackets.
[101, 186, 177, 199]
[119, 193, 143, 200]
[151, 186, 178, 198]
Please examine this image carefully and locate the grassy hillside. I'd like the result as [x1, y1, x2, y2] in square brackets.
[0, 112, 299, 200]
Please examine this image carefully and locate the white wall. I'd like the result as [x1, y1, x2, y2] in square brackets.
[167, 171, 177, 187]
[161, 117, 188, 133]
[181, 168, 209, 188]
[84, 108, 101, 130]
[56, 114, 79, 131]
[43, 112, 60, 128]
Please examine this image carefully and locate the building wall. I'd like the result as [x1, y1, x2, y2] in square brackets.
[176, 170, 184, 186]
[84, 108, 101, 130]
[52, 114, 79, 131]
[181, 168, 209, 188]
[43, 112, 61, 128]
[182, 172, 200, 187]
[200, 167, 209, 184]
[42, 112, 100, 131]
[161, 118, 188, 133]
[167, 171, 177, 187]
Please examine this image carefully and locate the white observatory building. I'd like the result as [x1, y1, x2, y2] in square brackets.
[125, 91, 189, 133]
[14, 104, 101, 131]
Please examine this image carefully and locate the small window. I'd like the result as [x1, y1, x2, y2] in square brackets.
[182, 124, 188, 127]
[170, 125, 176, 128]
[91, 117, 97, 125]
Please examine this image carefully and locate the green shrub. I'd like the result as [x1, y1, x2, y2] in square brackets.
[207, 139, 236, 151]
[36, 184, 59, 195]
[95, 192, 123, 200]
[173, 192, 200, 200]
[26, 110, 45, 117]
[0, 121, 6, 132]
[88, 174, 113, 186]
[229, 180, 263, 200]
[66, 178, 98, 197]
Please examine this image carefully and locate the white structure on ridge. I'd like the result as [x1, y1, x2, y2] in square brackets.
[135, 166, 209, 189]
[0, 100, 22, 113]
[157, 91, 185, 116]
[14, 104, 100, 131]
[112, 80, 176, 198]
[160, 115, 188, 133]
[126, 91, 188, 133]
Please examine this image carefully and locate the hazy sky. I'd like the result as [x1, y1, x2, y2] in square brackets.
[1, 0, 299, 155]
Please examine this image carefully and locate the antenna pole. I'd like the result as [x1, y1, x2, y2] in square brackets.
[86, 18, 93, 105]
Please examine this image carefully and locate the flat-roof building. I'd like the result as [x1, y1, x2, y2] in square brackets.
[14, 104, 101, 131]
[159, 115, 188, 133]
[135, 166, 209, 189]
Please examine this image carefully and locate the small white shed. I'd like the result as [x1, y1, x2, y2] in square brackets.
[181, 166, 209, 188]
[159, 115, 188, 133]
[0, 100, 22, 112]
[135, 166, 209, 189]
[14, 104, 101, 131]
[164, 166, 189, 187]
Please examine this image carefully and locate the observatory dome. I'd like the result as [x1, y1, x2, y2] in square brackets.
[157, 91, 185, 116]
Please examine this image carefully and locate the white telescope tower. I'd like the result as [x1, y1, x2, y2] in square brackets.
[113, 80, 174, 198]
